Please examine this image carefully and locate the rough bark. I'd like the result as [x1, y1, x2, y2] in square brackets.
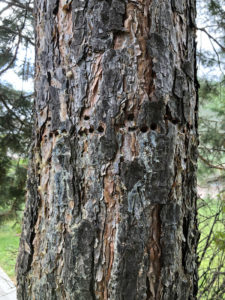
[17, 0, 199, 299]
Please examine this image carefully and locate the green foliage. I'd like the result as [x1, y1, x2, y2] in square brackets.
[198, 79, 225, 182]
[214, 231, 225, 250]
[0, 84, 32, 148]
[0, 1, 34, 221]
[213, 191, 225, 251]
[0, 0, 34, 76]
[197, 3, 225, 292]
[0, 83, 32, 221]
[198, 76, 225, 299]
[207, 0, 225, 27]
[198, 193, 225, 299]
[0, 221, 21, 280]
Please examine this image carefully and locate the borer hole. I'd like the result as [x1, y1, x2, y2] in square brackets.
[84, 115, 90, 120]
[127, 113, 134, 121]
[140, 125, 148, 133]
[172, 119, 179, 125]
[97, 126, 104, 133]
[89, 127, 94, 133]
[150, 123, 157, 130]
[128, 126, 136, 132]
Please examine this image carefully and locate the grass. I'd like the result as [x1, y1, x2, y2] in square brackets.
[0, 221, 21, 282]
[197, 194, 225, 299]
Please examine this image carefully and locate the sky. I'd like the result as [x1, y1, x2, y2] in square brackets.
[197, 1, 225, 79]
[0, 45, 34, 93]
[0, 1, 34, 92]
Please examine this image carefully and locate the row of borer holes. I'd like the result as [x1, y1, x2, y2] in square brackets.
[128, 124, 157, 133]
[80, 124, 157, 135]
[82, 114, 157, 135]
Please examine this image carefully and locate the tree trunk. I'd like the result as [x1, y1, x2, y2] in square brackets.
[16, 0, 199, 299]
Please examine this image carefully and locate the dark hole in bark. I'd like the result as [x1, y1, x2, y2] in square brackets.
[62, 129, 67, 134]
[49, 133, 53, 138]
[66, 79, 69, 89]
[187, 123, 193, 130]
[55, 131, 59, 136]
[127, 113, 134, 121]
[120, 156, 124, 162]
[84, 115, 90, 120]
[128, 126, 136, 132]
[68, 39, 72, 46]
[47, 72, 51, 85]
[150, 123, 157, 130]
[97, 126, 104, 133]
[140, 125, 148, 133]
[78, 130, 85, 136]
[172, 119, 179, 125]
[47, 117, 51, 121]
[146, 276, 151, 300]
[182, 216, 189, 268]
[89, 127, 94, 133]
[45, 206, 49, 215]
[53, 4, 59, 15]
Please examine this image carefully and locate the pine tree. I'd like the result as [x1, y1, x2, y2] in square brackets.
[16, 0, 199, 298]
[196, 1, 225, 298]
[0, 0, 34, 221]
[0, 84, 32, 221]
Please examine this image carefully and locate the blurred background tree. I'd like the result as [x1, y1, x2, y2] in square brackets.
[197, 1, 225, 298]
[0, 0, 34, 222]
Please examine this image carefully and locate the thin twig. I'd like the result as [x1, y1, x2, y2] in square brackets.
[197, 27, 225, 52]
[199, 154, 225, 170]
[0, 95, 26, 126]
[0, 25, 34, 45]
[0, 0, 33, 13]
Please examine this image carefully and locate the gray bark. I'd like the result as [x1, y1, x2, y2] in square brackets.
[16, 0, 199, 299]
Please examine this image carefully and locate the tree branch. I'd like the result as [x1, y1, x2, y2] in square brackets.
[0, 35, 21, 76]
[199, 154, 225, 170]
[1, 0, 33, 13]
[199, 146, 225, 153]
[197, 27, 225, 52]
[0, 1, 31, 76]
[0, 25, 34, 45]
[0, 95, 26, 126]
